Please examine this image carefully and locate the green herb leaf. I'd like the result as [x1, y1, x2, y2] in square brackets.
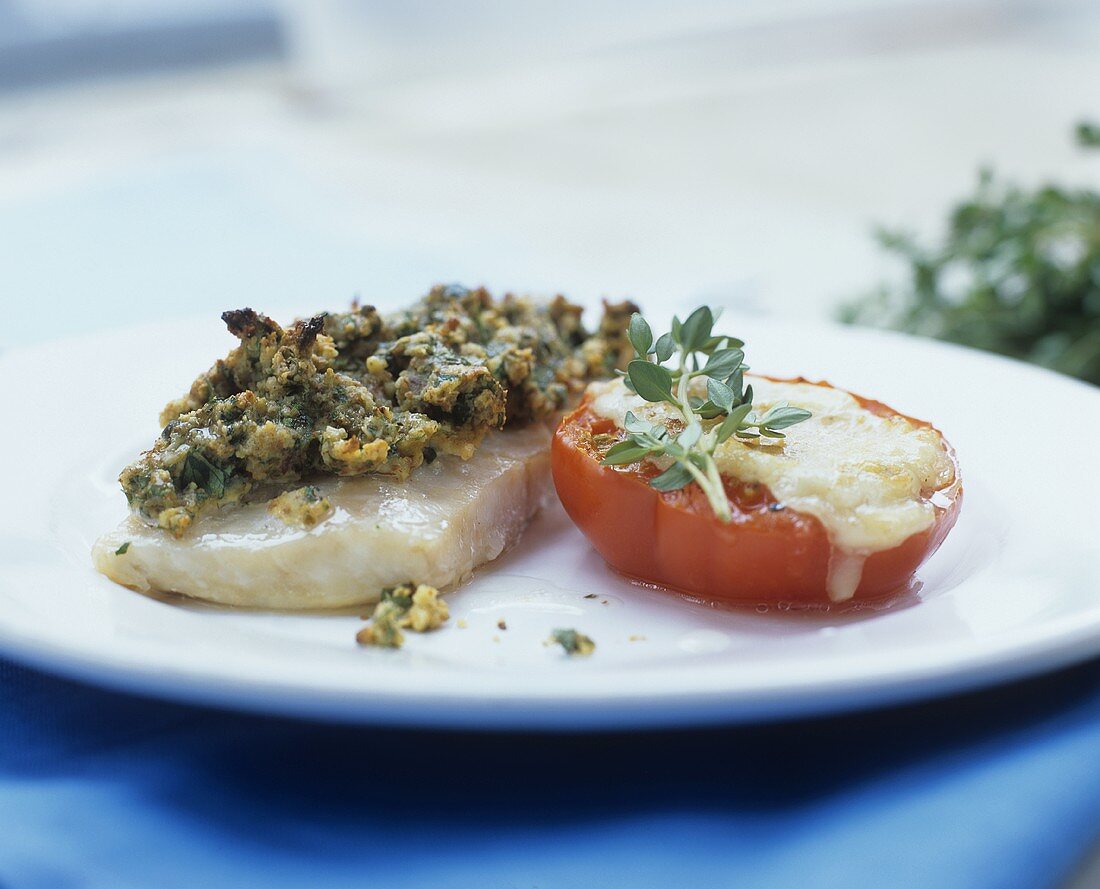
[649, 462, 694, 491]
[703, 334, 744, 351]
[704, 348, 744, 380]
[623, 411, 651, 435]
[679, 306, 714, 352]
[706, 377, 736, 412]
[726, 367, 744, 400]
[693, 400, 725, 420]
[627, 360, 675, 403]
[179, 451, 229, 499]
[628, 313, 654, 357]
[549, 628, 596, 656]
[677, 422, 702, 449]
[687, 451, 710, 471]
[716, 402, 754, 443]
[654, 332, 675, 362]
[601, 441, 652, 465]
[115, 541, 131, 556]
[380, 583, 415, 610]
[757, 403, 813, 430]
[622, 411, 668, 450]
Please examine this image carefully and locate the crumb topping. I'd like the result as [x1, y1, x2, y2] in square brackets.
[266, 485, 334, 529]
[356, 582, 450, 648]
[121, 285, 635, 536]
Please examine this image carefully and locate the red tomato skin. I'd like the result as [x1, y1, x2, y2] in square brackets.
[551, 382, 962, 607]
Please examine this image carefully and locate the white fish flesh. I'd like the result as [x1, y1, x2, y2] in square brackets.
[92, 426, 551, 610]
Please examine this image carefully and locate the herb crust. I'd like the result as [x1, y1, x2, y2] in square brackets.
[121, 285, 635, 535]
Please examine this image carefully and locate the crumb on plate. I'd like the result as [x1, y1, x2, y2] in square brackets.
[548, 628, 596, 657]
[356, 582, 449, 649]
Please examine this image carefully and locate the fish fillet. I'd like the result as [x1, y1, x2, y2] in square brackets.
[92, 426, 551, 610]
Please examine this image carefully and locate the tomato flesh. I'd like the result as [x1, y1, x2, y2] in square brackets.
[551, 385, 962, 607]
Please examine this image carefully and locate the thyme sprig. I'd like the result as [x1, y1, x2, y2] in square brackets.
[600, 306, 811, 522]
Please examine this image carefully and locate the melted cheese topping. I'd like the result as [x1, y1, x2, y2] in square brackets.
[587, 376, 956, 598]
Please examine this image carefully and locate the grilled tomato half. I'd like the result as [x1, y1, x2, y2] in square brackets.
[551, 377, 961, 607]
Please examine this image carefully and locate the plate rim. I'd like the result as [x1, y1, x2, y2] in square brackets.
[2, 604, 1100, 730]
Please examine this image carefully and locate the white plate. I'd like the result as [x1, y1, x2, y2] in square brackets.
[2, 312, 1098, 729]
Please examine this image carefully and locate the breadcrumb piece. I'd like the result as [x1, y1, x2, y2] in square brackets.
[548, 628, 596, 657]
[267, 485, 334, 529]
[403, 584, 450, 632]
[356, 614, 404, 649]
[356, 582, 449, 648]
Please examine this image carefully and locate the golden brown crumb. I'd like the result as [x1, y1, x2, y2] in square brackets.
[497, 618, 507, 631]
[356, 621, 403, 649]
[267, 485, 334, 529]
[356, 582, 449, 648]
[403, 584, 450, 632]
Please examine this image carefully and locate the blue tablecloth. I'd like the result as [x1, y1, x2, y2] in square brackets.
[1, 658, 1099, 888]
